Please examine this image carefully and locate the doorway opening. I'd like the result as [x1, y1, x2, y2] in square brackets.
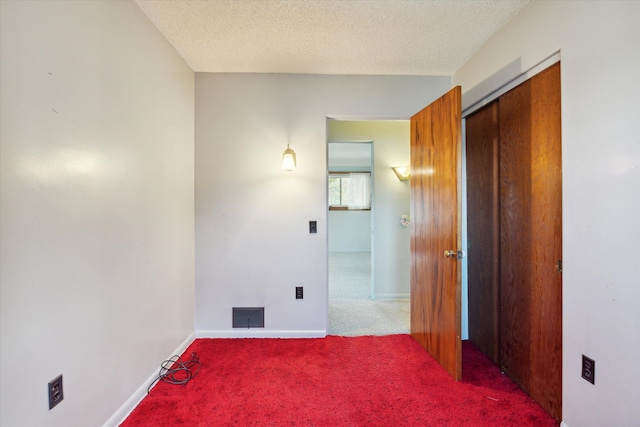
[327, 120, 411, 336]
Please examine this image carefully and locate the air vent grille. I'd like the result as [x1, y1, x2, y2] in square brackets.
[232, 307, 265, 328]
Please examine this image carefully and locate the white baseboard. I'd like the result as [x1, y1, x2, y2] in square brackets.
[196, 329, 327, 339]
[373, 293, 409, 300]
[102, 332, 196, 427]
[560, 422, 569, 427]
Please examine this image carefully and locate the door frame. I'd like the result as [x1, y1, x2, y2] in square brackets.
[326, 139, 375, 299]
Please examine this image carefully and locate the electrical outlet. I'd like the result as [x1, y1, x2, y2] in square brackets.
[48, 374, 64, 410]
[582, 355, 595, 384]
[296, 286, 303, 299]
[309, 221, 317, 234]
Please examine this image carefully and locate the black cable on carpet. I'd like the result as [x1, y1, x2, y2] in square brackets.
[147, 352, 201, 394]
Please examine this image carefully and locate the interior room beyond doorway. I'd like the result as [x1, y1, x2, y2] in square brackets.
[327, 120, 411, 336]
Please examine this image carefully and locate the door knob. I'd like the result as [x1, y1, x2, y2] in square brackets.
[444, 250, 456, 258]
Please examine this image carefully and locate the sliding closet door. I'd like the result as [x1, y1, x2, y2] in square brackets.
[499, 62, 562, 420]
[466, 101, 501, 365]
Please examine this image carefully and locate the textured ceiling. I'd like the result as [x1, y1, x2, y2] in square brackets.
[135, 0, 528, 76]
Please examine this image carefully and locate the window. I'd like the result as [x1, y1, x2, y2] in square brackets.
[328, 172, 371, 210]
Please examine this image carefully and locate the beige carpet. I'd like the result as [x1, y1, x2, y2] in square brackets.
[328, 252, 409, 336]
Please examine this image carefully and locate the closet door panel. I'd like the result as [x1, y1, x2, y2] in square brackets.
[466, 101, 501, 364]
[499, 62, 562, 421]
[500, 85, 533, 389]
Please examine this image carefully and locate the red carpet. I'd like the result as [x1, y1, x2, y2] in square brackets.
[121, 335, 558, 426]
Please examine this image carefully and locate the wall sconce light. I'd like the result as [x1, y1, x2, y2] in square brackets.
[281, 144, 296, 171]
[392, 166, 410, 181]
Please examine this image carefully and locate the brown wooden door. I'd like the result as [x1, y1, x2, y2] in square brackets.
[499, 62, 562, 420]
[410, 86, 462, 380]
[466, 101, 501, 365]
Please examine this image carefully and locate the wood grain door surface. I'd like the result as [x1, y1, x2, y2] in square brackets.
[499, 62, 562, 420]
[466, 101, 501, 365]
[465, 63, 562, 421]
[410, 86, 462, 381]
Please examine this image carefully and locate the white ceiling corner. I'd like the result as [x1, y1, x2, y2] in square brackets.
[134, 0, 529, 76]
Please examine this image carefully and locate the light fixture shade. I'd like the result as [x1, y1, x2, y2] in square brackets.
[392, 166, 410, 181]
[281, 145, 296, 171]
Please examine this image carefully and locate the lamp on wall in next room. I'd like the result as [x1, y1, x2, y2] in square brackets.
[281, 144, 296, 171]
[392, 166, 410, 181]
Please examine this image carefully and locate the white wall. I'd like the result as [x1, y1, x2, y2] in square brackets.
[0, 2, 195, 426]
[454, 1, 640, 425]
[195, 74, 450, 336]
[327, 121, 411, 299]
[328, 210, 371, 252]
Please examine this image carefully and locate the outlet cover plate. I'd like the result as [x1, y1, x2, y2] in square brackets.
[582, 355, 595, 384]
[48, 374, 64, 410]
